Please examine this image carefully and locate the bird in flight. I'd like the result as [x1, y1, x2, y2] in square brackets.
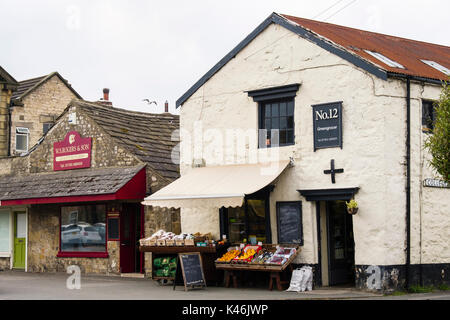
[143, 99, 157, 105]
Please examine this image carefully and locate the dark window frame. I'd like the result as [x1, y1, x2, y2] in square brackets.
[258, 98, 295, 148]
[219, 186, 273, 244]
[247, 84, 300, 149]
[422, 99, 437, 133]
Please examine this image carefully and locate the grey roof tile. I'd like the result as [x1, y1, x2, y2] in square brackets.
[0, 165, 145, 201]
[75, 100, 180, 181]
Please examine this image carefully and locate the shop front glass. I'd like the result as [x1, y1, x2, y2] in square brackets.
[60, 205, 106, 252]
[227, 199, 267, 244]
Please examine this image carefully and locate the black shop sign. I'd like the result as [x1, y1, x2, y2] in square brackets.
[312, 102, 343, 151]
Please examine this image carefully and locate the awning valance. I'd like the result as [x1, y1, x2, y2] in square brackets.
[143, 160, 291, 209]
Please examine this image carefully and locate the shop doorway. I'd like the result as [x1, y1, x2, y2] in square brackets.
[120, 204, 142, 273]
[325, 201, 355, 286]
[13, 211, 26, 269]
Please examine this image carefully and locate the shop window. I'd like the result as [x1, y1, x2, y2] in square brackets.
[59, 205, 107, 256]
[0, 210, 11, 254]
[15, 127, 29, 153]
[422, 100, 437, 132]
[247, 84, 300, 149]
[221, 188, 272, 244]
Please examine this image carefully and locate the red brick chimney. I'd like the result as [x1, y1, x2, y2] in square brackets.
[103, 88, 110, 101]
[97, 88, 112, 106]
[164, 100, 169, 113]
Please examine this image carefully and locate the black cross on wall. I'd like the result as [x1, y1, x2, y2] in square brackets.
[324, 159, 344, 184]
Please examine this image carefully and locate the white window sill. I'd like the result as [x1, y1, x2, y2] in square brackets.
[0, 253, 11, 258]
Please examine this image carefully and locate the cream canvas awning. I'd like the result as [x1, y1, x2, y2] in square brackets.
[142, 160, 291, 209]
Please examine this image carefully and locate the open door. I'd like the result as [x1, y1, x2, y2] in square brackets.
[327, 201, 355, 286]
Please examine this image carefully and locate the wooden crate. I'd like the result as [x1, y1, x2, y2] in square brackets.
[156, 239, 166, 246]
[175, 239, 185, 246]
[165, 239, 175, 246]
[184, 239, 195, 246]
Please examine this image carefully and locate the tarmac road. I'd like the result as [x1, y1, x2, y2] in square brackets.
[0, 270, 448, 301]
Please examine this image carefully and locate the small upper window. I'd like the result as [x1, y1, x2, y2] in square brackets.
[247, 84, 300, 149]
[43, 122, 53, 135]
[420, 60, 450, 76]
[259, 99, 295, 147]
[15, 127, 29, 152]
[422, 100, 437, 132]
[364, 50, 405, 69]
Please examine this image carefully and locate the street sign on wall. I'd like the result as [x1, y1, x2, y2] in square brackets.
[312, 101, 343, 151]
[53, 131, 92, 171]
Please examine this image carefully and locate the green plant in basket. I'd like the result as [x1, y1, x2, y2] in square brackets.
[346, 200, 358, 209]
[346, 200, 359, 215]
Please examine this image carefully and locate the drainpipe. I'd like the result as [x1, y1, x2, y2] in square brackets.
[405, 77, 411, 290]
[7, 100, 13, 157]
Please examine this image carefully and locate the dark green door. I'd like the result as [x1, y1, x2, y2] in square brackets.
[327, 201, 355, 286]
[13, 212, 26, 269]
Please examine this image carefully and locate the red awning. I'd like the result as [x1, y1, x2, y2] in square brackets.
[0, 165, 146, 206]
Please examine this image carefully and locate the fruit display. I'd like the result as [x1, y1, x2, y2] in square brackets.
[217, 248, 241, 263]
[265, 247, 297, 265]
[266, 255, 288, 265]
[231, 245, 261, 263]
[274, 247, 297, 258]
[251, 250, 274, 264]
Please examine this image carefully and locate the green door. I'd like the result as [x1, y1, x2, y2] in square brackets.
[13, 212, 26, 269]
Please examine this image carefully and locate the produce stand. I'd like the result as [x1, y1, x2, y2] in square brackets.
[214, 244, 300, 291]
[140, 244, 229, 285]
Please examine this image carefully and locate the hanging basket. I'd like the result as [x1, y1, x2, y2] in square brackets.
[347, 207, 359, 215]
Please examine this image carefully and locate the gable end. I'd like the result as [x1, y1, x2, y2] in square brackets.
[176, 12, 388, 108]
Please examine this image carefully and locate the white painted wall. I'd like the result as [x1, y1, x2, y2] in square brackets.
[178, 23, 449, 267]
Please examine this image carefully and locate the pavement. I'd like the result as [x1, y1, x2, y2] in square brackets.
[0, 270, 448, 301]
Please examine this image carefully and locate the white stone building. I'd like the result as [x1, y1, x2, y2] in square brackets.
[144, 13, 450, 291]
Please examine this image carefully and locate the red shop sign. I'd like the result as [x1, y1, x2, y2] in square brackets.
[53, 131, 92, 171]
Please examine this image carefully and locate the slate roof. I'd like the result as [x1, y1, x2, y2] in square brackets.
[11, 71, 82, 101]
[75, 100, 180, 181]
[0, 65, 18, 86]
[0, 165, 145, 201]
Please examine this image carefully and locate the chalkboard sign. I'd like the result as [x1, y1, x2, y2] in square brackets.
[277, 202, 303, 245]
[312, 102, 343, 151]
[178, 253, 206, 291]
[107, 217, 120, 241]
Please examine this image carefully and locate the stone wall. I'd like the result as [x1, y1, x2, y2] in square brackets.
[10, 74, 78, 155]
[0, 85, 13, 157]
[143, 202, 180, 276]
[27, 204, 120, 274]
[0, 257, 10, 270]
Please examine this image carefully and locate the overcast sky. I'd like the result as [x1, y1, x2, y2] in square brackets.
[1, 0, 449, 114]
